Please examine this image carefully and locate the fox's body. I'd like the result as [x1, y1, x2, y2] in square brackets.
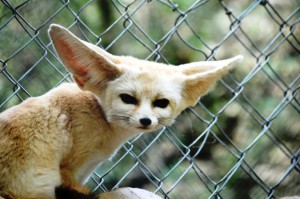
[0, 24, 242, 199]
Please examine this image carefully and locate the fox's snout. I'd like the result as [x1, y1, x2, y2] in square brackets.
[139, 118, 152, 127]
[129, 112, 160, 131]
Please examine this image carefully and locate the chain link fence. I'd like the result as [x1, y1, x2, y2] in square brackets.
[0, 0, 299, 198]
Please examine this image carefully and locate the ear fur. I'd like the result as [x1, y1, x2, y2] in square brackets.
[48, 24, 121, 90]
[180, 55, 243, 107]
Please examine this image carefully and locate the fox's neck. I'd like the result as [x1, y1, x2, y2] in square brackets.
[69, 124, 139, 184]
[56, 86, 140, 184]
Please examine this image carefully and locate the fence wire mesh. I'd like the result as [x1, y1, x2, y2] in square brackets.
[0, 0, 299, 198]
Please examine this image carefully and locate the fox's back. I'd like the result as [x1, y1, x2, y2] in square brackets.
[0, 83, 97, 198]
[0, 83, 82, 165]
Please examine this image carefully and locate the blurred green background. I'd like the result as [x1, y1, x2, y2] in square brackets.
[0, 0, 299, 198]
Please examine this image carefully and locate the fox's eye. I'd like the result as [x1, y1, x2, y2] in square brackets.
[153, 98, 169, 108]
[120, 94, 138, 105]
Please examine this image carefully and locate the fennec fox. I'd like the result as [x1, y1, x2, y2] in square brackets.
[0, 24, 243, 199]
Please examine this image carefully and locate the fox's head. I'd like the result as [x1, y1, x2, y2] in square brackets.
[49, 24, 242, 133]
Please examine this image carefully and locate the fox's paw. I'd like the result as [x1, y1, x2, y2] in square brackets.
[70, 184, 91, 195]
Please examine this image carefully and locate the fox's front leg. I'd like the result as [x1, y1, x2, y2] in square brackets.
[60, 168, 91, 195]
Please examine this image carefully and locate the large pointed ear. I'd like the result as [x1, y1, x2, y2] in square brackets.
[48, 24, 121, 91]
[179, 55, 243, 107]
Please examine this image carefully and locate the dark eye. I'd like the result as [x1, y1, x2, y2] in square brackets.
[120, 94, 138, 105]
[153, 98, 169, 108]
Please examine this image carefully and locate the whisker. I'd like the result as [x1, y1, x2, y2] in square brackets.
[106, 113, 137, 129]
[107, 113, 135, 119]
[158, 117, 176, 126]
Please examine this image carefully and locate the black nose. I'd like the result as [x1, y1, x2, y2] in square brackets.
[139, 118, 152, 127]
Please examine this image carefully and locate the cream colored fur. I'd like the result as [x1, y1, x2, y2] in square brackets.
[0, 24, 242, 199]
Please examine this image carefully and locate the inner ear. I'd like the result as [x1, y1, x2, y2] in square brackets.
[48, 24, 122, 90]
[180, 55, 243, 107]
